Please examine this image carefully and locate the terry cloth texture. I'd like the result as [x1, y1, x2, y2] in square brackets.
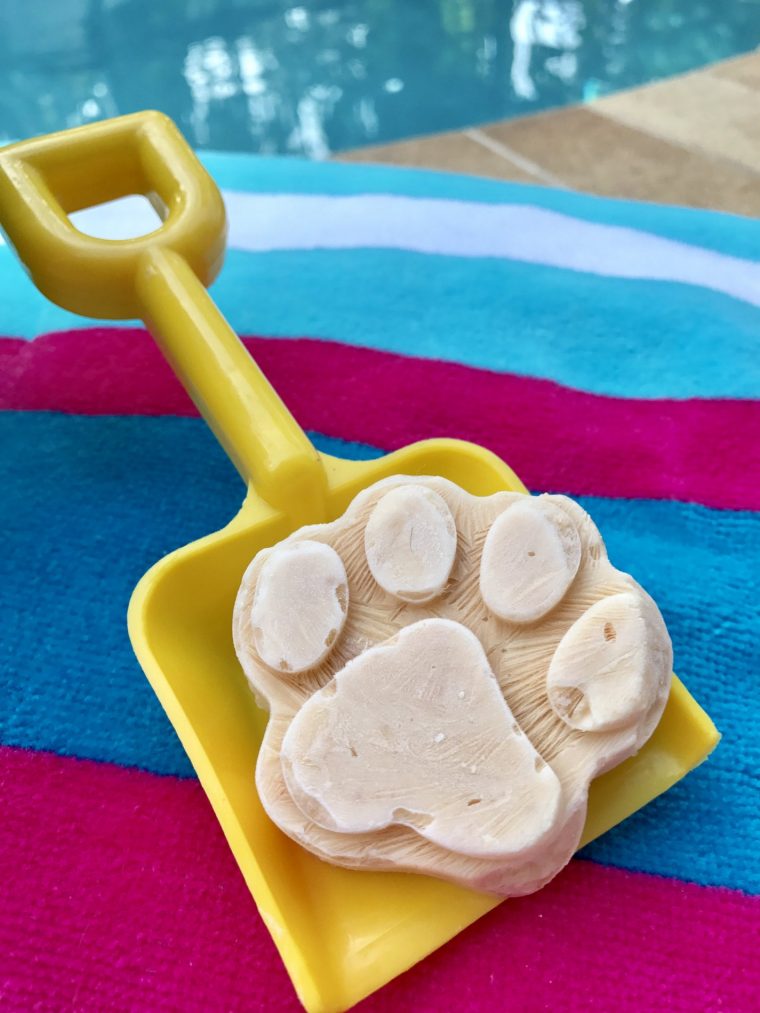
[1, 155, 758, 1010]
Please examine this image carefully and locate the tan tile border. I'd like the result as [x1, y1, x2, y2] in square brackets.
[482, 105, 760, 215]
[337, 129, 540, 184]
[462, 128, 566, 187]
[337, 53, 760, 217]
[690, 50, 760, 90]
[593, 63, 760, 176]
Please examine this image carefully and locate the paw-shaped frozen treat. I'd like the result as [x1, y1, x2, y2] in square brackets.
[233, 478, 672, 897]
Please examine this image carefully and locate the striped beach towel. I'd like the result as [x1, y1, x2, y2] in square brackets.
[1, 156, 758, 1010]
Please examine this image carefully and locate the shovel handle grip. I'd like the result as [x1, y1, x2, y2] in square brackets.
[0, 112, 325, 522]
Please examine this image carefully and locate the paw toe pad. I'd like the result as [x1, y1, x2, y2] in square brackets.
[547, 592, 655, 732]
[251, 540, 348, 675]
[480, 497, 581, 624]
[364, 484, 457, 603]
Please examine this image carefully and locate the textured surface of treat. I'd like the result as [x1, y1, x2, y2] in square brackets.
[233, 477, 673, 897]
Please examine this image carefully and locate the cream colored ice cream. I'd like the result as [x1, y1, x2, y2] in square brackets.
[233, 477, 672, 897]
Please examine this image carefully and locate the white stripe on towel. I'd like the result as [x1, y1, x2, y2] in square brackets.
[4, 191, 758, 310]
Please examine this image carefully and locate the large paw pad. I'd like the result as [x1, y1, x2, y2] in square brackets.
[281, 618, 562, 861]
[234, 478, 672, 896]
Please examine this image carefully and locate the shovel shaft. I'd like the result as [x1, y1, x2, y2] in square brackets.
[136, 246, 326, 520]
[0, 111, 325, 522]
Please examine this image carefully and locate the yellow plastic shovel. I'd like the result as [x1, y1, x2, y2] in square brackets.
[0, 111, 718, 1012]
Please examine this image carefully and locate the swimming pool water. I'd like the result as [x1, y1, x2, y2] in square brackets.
[1, 0, 759, 155]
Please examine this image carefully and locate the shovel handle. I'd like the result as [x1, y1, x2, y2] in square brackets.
[0, 111, 325, 523]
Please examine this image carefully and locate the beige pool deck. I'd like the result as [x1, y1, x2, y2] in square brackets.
[339, 51, 760, 217]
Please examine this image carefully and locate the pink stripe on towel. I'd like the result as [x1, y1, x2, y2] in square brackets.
[2, 328, 759, 511]
[1, 745, 758, 1011]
